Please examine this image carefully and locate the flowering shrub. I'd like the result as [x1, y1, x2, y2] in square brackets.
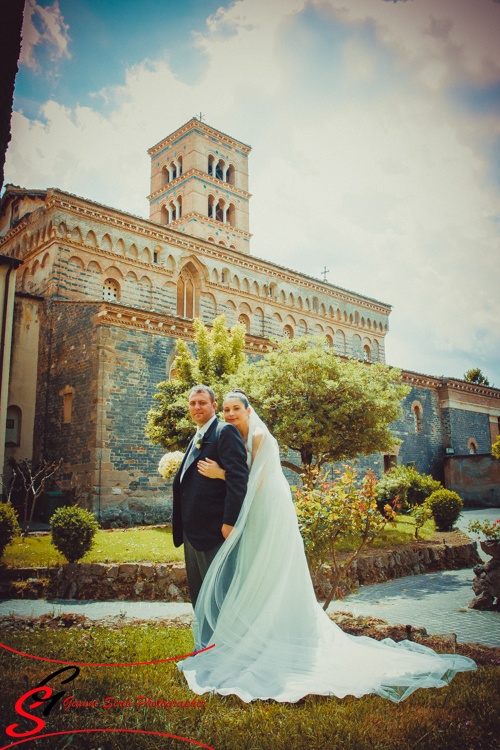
[467, 518, 500, 541]
[376, 465, 441, 514]
[158, 451, 185, 479]
[294, 466, 397, 609]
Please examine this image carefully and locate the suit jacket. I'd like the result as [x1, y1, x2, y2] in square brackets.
[172, 418, 249, 551]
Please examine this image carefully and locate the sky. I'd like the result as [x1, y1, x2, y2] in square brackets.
[5, 0, 500, 384]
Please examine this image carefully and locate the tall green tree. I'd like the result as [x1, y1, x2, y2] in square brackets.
[145, 316, 247, 450]
[464, 368, 490, 386]
[146, 319, 410, 487]
[239, 336, 410, 487]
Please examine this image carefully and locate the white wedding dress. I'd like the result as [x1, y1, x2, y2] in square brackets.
[178, 409, 476, 703]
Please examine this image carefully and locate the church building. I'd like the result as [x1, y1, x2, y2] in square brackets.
[1, 118, 499, 523]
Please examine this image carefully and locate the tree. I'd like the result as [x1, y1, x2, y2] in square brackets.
[8, 458, 63, 540]
[464, 368, 490, 386]
[146, 315, 247, 450]
[239, 336, 410, 488]
[492, 435, 500, 460]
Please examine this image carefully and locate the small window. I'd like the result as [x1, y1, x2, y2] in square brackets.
[384, 454, 397, 474]
[468, 439, 478, 454]
[153, 252, 159, 263]
[283, 325, 294, 339]
[103, 279, 120, 301]
[6, 406, 22, 446]
[238, 314, 250, 332]
[412, 404, 422, 434]
[363, 345, 371, 362]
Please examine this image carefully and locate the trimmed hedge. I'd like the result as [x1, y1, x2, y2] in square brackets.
[427, 489, 463, 531]
[50, 506, 98, 563]
[0, 502, 20, 559]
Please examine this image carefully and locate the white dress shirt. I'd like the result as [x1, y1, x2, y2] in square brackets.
[180, 415, 217, 481]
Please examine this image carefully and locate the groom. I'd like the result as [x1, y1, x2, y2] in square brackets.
[172, 384, 249, 606]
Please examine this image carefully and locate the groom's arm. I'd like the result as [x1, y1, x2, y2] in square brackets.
[217, 423, 249, 528]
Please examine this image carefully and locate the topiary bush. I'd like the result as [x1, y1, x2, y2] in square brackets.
[0, 502, 20, 560]
[427, 489, 463, 531]
[50, 506, 98, 563]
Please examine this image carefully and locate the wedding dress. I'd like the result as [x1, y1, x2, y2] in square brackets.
[178, 408, 476, 703]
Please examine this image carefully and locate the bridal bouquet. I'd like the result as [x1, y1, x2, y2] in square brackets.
[158, 451, 184, 478]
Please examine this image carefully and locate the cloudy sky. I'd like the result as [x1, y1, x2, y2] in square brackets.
[5, 0, 500, 384]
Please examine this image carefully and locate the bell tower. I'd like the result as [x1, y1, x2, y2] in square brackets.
[147, 118, 252, 253]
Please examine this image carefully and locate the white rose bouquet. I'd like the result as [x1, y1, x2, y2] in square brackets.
[158, 451, 185, 479]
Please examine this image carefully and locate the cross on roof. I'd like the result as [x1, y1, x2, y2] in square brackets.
[321, 266, 330, 281]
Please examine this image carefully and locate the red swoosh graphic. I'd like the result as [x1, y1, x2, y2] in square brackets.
[0, 641, 213, 667]
[0, 729, 215, 750]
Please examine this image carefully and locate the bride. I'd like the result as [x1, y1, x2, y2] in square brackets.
[177, 390, 476, 703]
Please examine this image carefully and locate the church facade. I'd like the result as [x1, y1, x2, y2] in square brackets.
[1, 118, 499, 523]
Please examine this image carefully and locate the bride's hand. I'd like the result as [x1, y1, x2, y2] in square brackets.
[197, 458, 226, 480]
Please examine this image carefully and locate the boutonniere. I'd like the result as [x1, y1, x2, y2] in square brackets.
[195, 435, 204, 450]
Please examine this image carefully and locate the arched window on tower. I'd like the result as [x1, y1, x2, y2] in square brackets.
[215, 160, 224, 180]
[283, 325, 294, 339]
[177, 269, 195, 318]
[103, 279, 120, 302]
[363, 345, 371, 362]
[413, 403, 422, 434]
[238, 314, 250, 332]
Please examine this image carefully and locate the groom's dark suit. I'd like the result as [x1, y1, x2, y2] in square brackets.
[172, 417, 249, 552]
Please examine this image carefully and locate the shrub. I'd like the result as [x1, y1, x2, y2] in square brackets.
[376, 465, 441, 515]
[427, 489, 463, 531]
[0, 502, 20, 559]
[50, 506, 98, 563]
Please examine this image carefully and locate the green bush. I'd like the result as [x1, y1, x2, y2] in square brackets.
[50, 506, 98, 563]
[427, 489, 463, 531]
[0, 502, 20, 559]
[376, 465, 441, 515]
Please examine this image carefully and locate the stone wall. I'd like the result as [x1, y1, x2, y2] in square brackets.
[314, 538, 481, 599]
[442, 407, 492, 455]
[444, 454, 500, 507]
[1, 537, 480, 603]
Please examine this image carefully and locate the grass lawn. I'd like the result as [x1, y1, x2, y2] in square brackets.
[1, 623, 498, 750]
[3, 526, 184, 568]
[2, 516, 436, 569]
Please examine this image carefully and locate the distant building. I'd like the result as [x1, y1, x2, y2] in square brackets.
[0, 118, 498, 522]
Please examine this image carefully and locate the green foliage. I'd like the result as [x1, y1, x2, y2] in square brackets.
[294, 466, 396, 608]
[0, 502, 20, 559]
[468, 518, 500, 541]
[145, 315, 247, 450]
[427, 489, 463, 531]
[376, 465, 441, 513]
[50, 506, 99, 563]
[464, 368, 490, 386]
[240, 335, 410, 485]
[492, 435, 500, 460]
[411, 502, 433, 540]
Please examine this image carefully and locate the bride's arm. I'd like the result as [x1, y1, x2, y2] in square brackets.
[197, 458, 226, 480]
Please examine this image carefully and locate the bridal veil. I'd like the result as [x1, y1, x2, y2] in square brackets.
[178, 407, 476, 703]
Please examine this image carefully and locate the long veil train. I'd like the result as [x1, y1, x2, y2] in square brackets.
[178, 408, 475, 703]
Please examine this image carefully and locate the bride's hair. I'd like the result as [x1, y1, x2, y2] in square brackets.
[224, 388, 250, 408]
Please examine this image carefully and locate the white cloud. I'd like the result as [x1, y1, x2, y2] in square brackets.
[326, 0, 500, 88]
[19, 0, 71, 70]
[5, 0, 500, 382]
